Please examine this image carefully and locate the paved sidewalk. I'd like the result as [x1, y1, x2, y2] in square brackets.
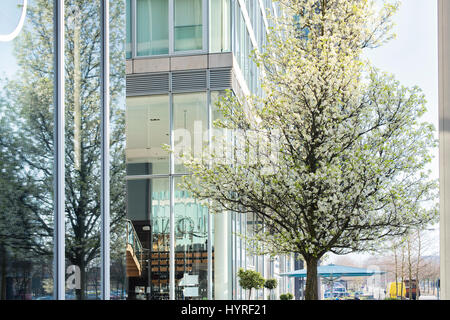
[418, 295, 438, 300]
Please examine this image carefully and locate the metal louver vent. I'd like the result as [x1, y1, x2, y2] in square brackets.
[126, 73, 169, 96]
[172, 71, 207, 92]
[126, 68, 233, 96]
[210, 68, 232, 90]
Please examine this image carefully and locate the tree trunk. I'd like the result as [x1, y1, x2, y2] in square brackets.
[73, 7, 82, 171]
[0, 243, 6, 300]
[401, 245, 405, 300]
[75, 259, 86, 300]
[394, 246, 398, 298]
[407, 237, 412, 300]
[304, 257, 319, 300]
[415, 230, 421, 300]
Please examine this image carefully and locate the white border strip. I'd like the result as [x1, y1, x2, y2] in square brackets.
[0, 0, 27, 42]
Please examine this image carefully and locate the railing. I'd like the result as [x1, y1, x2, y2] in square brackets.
[126, 219, 143, 268]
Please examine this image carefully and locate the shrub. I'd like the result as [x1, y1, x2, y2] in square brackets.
[237, 268, 265, 300]
[280, 293, 294, 300]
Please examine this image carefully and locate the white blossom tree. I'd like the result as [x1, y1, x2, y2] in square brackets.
[178, 0, 438, 300]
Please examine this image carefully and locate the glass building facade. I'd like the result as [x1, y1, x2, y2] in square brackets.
[125, 0, 295, 300]
[0, 0, 126, 300]
[0, 0, 296, 301]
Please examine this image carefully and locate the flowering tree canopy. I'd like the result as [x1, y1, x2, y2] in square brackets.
[178, 0, 438, 300]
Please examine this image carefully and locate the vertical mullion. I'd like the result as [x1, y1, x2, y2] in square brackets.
[169, 0, 174, 54]
[231, 0, 235, 54]
[132, 0, 136, 58]
[203, 0, 208, 52]
[206, 89, 213, 300]
[100, 0, 111, 300]
[169, 76, 175, 300]
[53, 0, 65, 301]
[169, 174, 175, 300]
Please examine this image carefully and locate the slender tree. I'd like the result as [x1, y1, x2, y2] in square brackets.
[179, 0, 438, 300]
[237, 268, 265, 300]
[264, 278, 278, 300]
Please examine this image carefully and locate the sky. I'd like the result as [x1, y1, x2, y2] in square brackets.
[0, 1, 24, 78]
[327, 0, 440, 265]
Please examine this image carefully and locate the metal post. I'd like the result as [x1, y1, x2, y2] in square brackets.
[169, 83, 175, 300]
[100, 0, 110, 300]
[147, 226, 152, 300]
[53, 0, 65, 301]
[207, 84, 213, 301]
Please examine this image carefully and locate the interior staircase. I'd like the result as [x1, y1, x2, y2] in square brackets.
[126, 220, 143, 277]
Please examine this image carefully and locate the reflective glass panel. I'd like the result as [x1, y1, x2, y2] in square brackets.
[126, 0, 131, 58]
[174, 0, 203, 51]
[126, 95, 170, 175]
[0, 0, 54, 300]
[149, 178, 170, 299]
[174, 177, 208, 300]
[137, 0, 169, 56]
[209, 0, 230, 53]
[126, 178, 170, 300]
[173, 92, 207, 173]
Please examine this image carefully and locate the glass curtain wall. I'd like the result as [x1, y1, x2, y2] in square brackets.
[127, 0, 132, 58]
[0, 0, 54, 300]
[149, 178, 170, 299]
[126, 95, 170, 174]
[232, 0, 268, 97]
[125, 90, 227, 299]
[209, 0, 230, 53]
[127, 0, 232, 57]
[174, 0, 203, 51]
[1, 0, 127, 301]
[173, 92, 207, 173]
[136, 0, 169, 56]
[0, 0, 126, 301]
[174, 177, 208, 300]
[64, 0, 127, 300]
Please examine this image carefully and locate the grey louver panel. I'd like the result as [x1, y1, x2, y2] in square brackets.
[172, 71, 207, 92]
[210, 68, 232, 90]
[126, 68, 233, 96]
[126, 73, 169, 96]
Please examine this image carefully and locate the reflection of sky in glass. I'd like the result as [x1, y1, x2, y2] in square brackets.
[0, 1, 27, 78]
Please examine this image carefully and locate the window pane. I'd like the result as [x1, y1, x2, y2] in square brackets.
[126, 0, 131, 58]
[0, 0, 54, 300]
[210, 0, 230, 53]
[65, 1, 127, 300]
[149, 178, 171, 299]
[110, 0, 128, 300]
[174, 0, 203, 51]
[126, 178, 170, 300]
[211, 90, 227, 123]
[173, 92, 207, 174]
[137, 0, 169, 56]
[126, 95, 170, 175]
[174, 177, 208, 300]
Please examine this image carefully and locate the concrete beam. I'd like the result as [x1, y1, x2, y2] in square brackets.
[134, 57, 170, 73]
[170, 54, 208, 71]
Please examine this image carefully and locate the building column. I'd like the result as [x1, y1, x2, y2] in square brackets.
[53, 0, 65, 300]
[439, 0, 450, 301]
[100, 0, 110, 301]
[214, 212, 230, 299]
